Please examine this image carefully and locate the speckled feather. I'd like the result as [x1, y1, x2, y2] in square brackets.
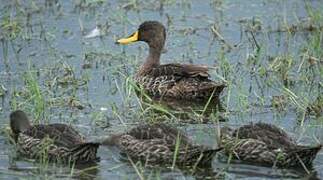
[15, 123, 99, 163]
[232, 123, 297, 149]
[104, 124, 222, 166]
[135, 63, 226, 100]
[23, 124, 85, 148]
[220, 122, 322, 167]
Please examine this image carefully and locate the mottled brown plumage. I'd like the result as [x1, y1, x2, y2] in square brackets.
[103, 124, 222, 167]
[117, 21, 226, 101]
[220, 122, 321, 168]
[10, 110, 99, 164]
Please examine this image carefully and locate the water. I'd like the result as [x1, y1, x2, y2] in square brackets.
[0, 0, 322, 179]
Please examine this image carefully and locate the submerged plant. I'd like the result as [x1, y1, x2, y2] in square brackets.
[22, 66, 46, 122]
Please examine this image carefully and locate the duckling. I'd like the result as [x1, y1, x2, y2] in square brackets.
[116, 21, 226, 101]
[9, 110, 99, 163]
[103, 123, 222, 167]
[220, 122, 321, 167]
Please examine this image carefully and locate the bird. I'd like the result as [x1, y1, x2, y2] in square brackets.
[219, 122, 322, 168]
[116, 21, 226, 101]
[102, 123, 222, 167]
[9, 110, 100, 164]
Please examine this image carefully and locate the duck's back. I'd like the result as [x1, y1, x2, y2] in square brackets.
[221, 123, 322, 167]
[233, 123, 296, 149]
[135, 63, 225, 100]
[138, 64, 210, 78]
[127, 123, 191, 145]
[107, 124, 220, 166]
[17, 124, 99, 163]
[23, 124, 85, 148]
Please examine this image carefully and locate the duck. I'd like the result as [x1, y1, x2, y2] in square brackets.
[116, 21, 226, 101]
[102, 123, 222, 167]
[9, 110, 100, 163]
[219, 122, 322, 168]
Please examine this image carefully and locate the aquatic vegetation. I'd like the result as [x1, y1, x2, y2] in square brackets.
[271, 95, 288, 112]
[0, 84, 7, 97]
[307, 95, 323, 118]
[22, 66, 46, 122]
[0, 15, 22, 40]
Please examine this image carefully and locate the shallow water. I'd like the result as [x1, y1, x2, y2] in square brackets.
[0, 0, 322, 179]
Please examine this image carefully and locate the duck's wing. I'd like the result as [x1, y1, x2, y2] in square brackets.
[117, 134, 218, 166]
[23, 124, 85, 148]
[17, 133, 99, 163]
[177, 145, 222, 166]
[117, 135, 173, 164]
[127, 124, 192, 146]
[223, 138, 281, 165]
[136, 64, 225, 100]
[233, 123, 296, 149]
[68, 142, 100, 162]
[144, 63, 210, 78]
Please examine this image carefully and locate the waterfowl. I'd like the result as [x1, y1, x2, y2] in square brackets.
[220, 122, 322, 168]
[103, 123, 222, 167]
[9, 110, 100, 163]
[116, 21, 226, 101]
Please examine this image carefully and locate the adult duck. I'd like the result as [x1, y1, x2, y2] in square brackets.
[9, 110, 100, 163]
[116, 21, 226, 101]
[103, 123, 222, 167]
[220, 122, 321, 168]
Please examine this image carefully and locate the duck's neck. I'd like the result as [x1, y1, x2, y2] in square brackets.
[140, 47, 161, 72]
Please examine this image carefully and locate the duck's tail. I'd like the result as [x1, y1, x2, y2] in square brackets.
[70, 142, 100, 162]
[174, 79, 226, 101]
[195, 82, 226, 100]
[290, 144, 322, 166]
[187, 147, 223, 167]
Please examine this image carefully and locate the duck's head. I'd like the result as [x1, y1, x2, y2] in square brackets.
[116, 21, 166, 51]
[10, 110, 31, 134]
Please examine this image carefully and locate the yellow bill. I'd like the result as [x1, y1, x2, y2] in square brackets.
[117, 31, 139, 44]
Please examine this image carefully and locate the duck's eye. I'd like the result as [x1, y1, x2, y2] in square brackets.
[139, 29, 146, 34]
[128, 32, 136, 38]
